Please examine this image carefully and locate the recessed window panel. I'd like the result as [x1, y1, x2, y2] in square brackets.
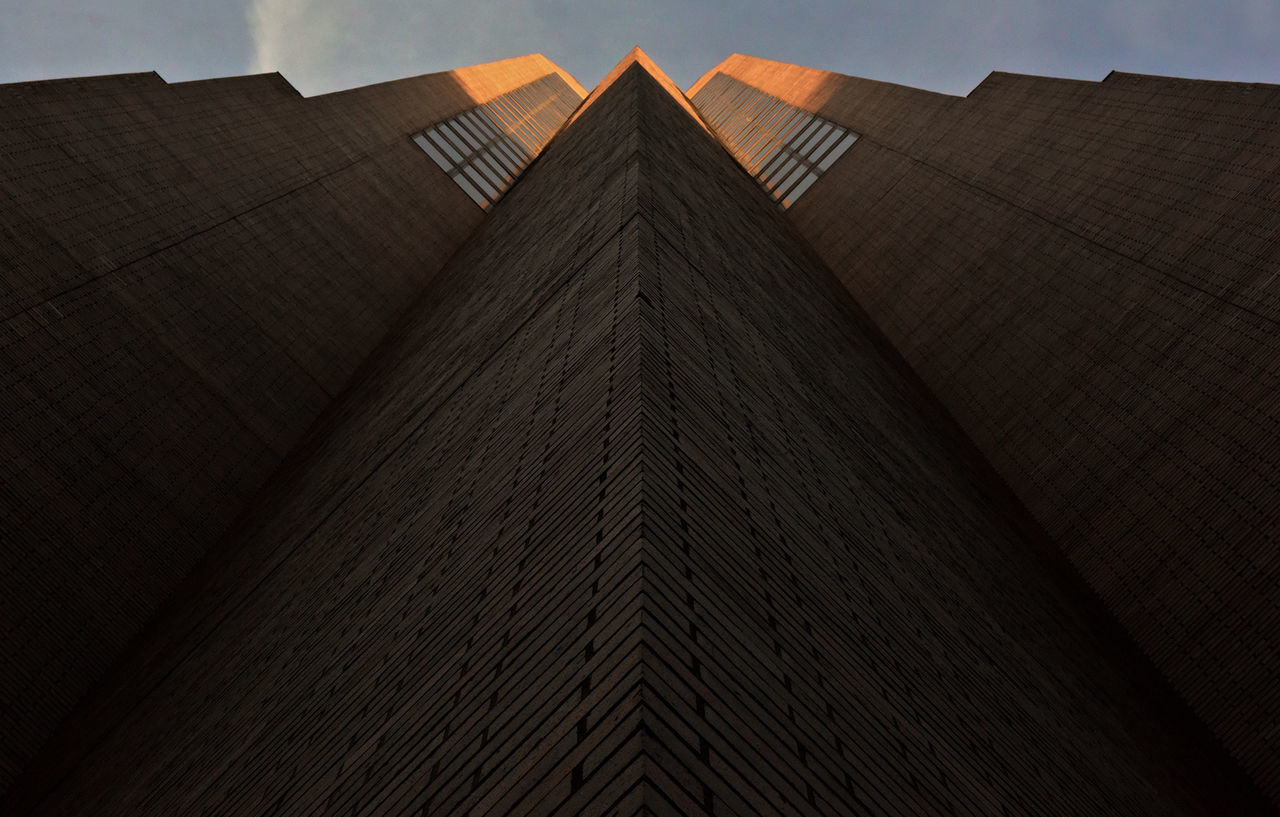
[795, 121, 831, 155]
[750, 144, 784, 176]
[767, 158, 799, 190]
[488, 148, 518, 177]
[774, 162, 810, 200]
[756, 103, 792, 135]
[454, 175, 489, 206]
[818, 132, 858, 170]
[778, 112, 814, 145]
[783, 172, 821, 205]
[427, 129, 463, 163]
[492, 138, 525, 169]
[692, 73, 860, 209]
[446, 120, 482, 151]
[409, 74, 580, 210]
[744, 110, 807, 169]
[758, 150, 790, 181]
[412, 133, 449, 170]
[464, 165, 499, 199]
[462, 111, 498, 140]
[490, 97, 519, 124]
[477, 152, 511, 185]
[809, 129, 844, 162]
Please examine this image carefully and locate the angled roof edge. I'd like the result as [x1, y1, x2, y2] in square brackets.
[689, 53, 964, 104]
[447, 53, 587, 105]
[306, 53, 586, 105]
[567, 47, 709, 132]
[687, 55, 742, 98]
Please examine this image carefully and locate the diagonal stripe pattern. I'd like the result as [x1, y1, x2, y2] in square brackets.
[692, 73, 857, 208]
[412, 74, 580, 209]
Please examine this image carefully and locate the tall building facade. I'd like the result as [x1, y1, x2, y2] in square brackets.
[0, 49, 1275, 815]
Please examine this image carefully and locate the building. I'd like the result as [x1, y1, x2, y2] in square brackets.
[0, 48, 1276, 815]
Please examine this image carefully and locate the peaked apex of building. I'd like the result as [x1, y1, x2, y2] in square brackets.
[568, 47, 708, 131]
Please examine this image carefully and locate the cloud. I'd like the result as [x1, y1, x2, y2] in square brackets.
[245, 0, 561, 94]
[249, 0, 327, 75]
[0, 0, 251, 85]
[236, 0, 1280, 98]
[4, 0, 1280, 98]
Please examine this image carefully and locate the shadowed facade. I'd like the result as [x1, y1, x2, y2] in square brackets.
[0, 54, 583, 796]
[1, 50, 1276, 816]
[689, 53, 1280, 801]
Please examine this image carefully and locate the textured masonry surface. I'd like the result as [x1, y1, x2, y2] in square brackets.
[0, 56, 580, 794]
[13, 60, 1270, 817]
[694, 56, 1280, 802]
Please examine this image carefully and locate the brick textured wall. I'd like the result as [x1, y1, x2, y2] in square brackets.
[696, 55, 1280, 802]
[15, 58, 1269, 816]
[0, 55, 581, 794]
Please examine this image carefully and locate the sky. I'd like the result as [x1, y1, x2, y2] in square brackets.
[1, 0, 1279, 99]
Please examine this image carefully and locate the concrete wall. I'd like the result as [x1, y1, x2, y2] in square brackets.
[16, 58, 1267, 817]
[0, 55, 582, 793]
[695, 54, 1280, 802]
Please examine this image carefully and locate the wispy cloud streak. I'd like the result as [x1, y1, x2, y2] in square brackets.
[244, 0, 563, 94]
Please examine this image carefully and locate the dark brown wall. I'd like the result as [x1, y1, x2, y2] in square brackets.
[16, 59, 1268, 817]
[0, 56, 579, 794]
[697, 56, 1280, 801]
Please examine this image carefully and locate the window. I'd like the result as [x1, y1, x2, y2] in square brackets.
[692, 73, 859, 209]
[410, 74, 579, 210]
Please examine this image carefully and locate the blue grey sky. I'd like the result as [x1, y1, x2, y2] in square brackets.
[1, 0, 1278, 97]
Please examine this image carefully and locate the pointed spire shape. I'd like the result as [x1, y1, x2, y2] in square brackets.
[567, 46, 709, 132]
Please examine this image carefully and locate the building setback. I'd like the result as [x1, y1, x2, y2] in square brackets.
[1, 49, 1276, 815]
